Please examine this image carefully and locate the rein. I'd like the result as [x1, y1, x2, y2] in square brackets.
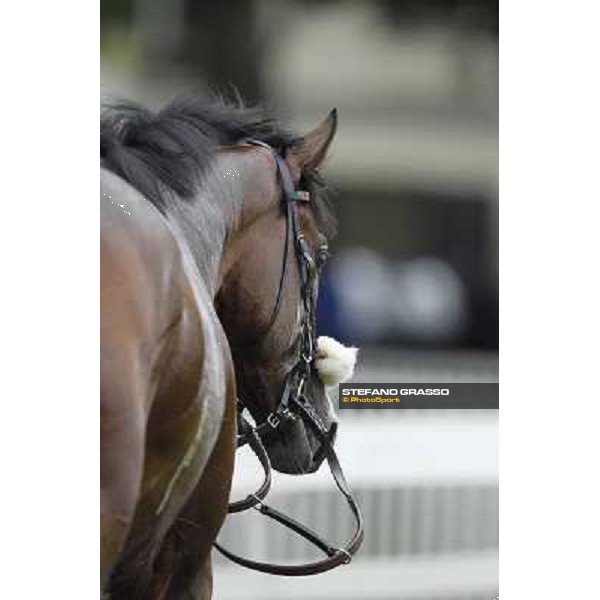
[213, 140, 364, 576]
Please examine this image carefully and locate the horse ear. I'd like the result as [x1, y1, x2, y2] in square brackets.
[288, 109, 337, 172]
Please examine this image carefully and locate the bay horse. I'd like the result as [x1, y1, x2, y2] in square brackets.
[101, 96, 342, 599]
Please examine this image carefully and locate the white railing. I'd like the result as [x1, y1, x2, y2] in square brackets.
[216, 407, 498, 600]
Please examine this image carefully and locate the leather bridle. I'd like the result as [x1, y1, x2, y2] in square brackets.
[213, 140, 364, 576]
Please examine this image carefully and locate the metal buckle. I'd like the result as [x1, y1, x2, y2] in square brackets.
[337, 548, 352, 564]
[295, 376, 306, 397]
[266, 413, 281, 429]
[290, 190, 310, 202]
[249, 494, 264, 511]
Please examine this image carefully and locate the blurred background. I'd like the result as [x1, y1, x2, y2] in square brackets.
[101, 1, 498, 599]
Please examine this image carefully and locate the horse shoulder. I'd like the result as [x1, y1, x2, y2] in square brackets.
[101, 169, 236, 595]
[101, 169, 189, 584]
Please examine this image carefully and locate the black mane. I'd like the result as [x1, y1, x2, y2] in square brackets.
[100, 95, 336, 238]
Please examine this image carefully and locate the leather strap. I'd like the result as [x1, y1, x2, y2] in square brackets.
[232, 141, 304, 347]
[214, 444, 363, 575]
[217, 396, 363, 576]
[226, 416, 272, 513]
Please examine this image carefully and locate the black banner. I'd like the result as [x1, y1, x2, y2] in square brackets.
[338, 383, 499, 409]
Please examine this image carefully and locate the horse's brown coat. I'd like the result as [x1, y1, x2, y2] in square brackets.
[101, 109, 337, 599]
[101, 171, 235, 599]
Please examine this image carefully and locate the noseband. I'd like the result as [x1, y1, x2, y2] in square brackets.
[214, 140, 364, 576]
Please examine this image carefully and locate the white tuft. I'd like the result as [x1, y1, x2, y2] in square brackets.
[315, 336, 358, 387]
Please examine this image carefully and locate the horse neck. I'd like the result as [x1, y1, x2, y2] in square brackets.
[166, 154, 245, 297]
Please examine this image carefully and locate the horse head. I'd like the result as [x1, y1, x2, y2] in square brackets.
[216, 110, 346, 474]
